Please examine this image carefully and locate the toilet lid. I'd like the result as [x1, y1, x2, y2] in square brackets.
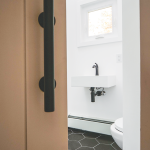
[115, 118, 123, 132]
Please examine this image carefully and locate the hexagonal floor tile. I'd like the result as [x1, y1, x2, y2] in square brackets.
[112, 142, 122, 150]
[80, 138, 98, 147]
[72, 129, 85, 134]
[68, 129, 72, 135]
[83, 131, 100, 138]
[97, 135, 114, 144]
[68, 140, 81, 150]
[68, 134, 84, 141]
[95, 144, 115, 150]
[77, 147, 94, 150]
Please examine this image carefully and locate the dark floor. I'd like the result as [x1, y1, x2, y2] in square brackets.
[68, 128, 121, 150]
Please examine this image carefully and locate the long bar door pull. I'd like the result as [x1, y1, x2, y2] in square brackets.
[38, 0, 56, 112]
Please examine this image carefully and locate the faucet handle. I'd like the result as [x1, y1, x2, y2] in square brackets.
[92, 65, 95, 68]
[92, 63, 98, 68]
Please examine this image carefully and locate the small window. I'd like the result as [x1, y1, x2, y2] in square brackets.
[88, 7, 112, 37]
[77, 0, 122, 47]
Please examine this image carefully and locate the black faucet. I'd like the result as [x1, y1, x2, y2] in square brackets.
[92, 63, 99, 76]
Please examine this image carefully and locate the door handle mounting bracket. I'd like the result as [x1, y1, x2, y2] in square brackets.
[38, 12, 56, 28]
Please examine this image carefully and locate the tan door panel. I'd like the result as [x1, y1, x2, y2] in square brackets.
[0, 0, 26, 150]
[26, 0, 67, 149]
[141, 0, 150, 149]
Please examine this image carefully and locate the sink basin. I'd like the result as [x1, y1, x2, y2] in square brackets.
[71, 76, 116, 88]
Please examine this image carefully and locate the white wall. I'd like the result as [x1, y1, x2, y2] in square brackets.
[122, 0, 140, 149]
[67, 0, 123, 122]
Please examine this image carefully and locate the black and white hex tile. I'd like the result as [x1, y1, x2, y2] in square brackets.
[68, 128, 122, 150]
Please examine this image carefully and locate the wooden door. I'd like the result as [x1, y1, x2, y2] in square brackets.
[141, 0, 150, 149]
[0, 0, 67, 150]
[25, 0, 67, 150]
[0, 0, 26, 150]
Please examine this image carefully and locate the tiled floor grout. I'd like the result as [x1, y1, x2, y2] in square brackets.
[78, 140, 82, 147]
[112, 145, 117, 150]
[95, 138, 100, 145]
[68, 128, 121, 150]
[111, 144, 118, 150]
[93, 142, 100, 148]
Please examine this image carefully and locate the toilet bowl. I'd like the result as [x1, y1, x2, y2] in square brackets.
[110, 118, 123, 149]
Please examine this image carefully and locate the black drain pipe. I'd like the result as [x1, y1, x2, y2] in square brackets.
[90, 87, 95, 102]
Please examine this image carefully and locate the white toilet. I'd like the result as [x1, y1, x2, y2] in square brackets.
[110, 118, 123, 149]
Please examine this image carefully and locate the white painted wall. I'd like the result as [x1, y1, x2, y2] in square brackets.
[67, 0, 123, 122]
[122, 0, 140, 149]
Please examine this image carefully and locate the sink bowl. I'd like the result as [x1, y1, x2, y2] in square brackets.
[71, 76, 116, 88]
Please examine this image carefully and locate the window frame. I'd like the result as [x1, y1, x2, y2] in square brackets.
[77, 0, 122, 47]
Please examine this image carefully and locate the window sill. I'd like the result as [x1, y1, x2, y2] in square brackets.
[77, 36, 122, 47]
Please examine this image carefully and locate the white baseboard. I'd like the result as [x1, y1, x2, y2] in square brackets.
[68, 117, 113, 135]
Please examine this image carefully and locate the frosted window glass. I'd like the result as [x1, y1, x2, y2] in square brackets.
[88, 7, 112, 36]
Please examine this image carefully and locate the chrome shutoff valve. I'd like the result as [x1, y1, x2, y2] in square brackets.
[96, 90, 106, 96]
[101, 91, 106, 96]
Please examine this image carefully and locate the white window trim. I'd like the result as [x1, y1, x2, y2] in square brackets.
[77, 0, 122, 47]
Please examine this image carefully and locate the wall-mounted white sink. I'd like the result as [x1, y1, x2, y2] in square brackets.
[71, 76, 116, 88]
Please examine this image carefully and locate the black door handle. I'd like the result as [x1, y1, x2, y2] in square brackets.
[38, 0, 56, 112]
